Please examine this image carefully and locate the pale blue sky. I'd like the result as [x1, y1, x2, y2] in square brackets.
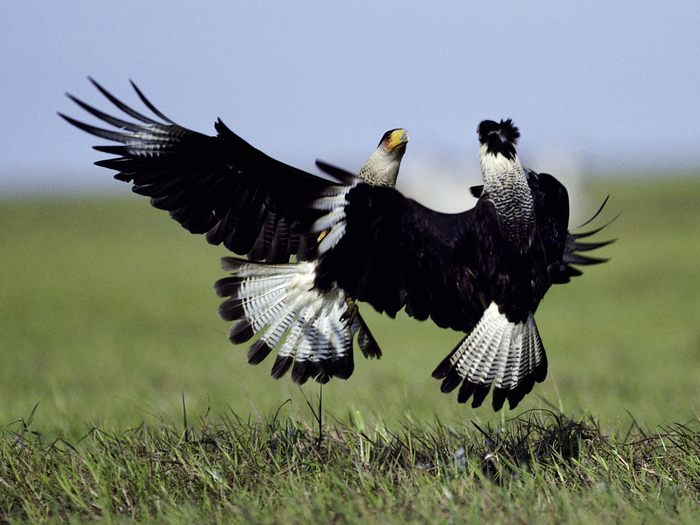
[1, 2, 699, 194]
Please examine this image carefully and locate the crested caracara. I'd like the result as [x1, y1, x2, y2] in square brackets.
[304, 119, 613, 409]
[61, 78, 409, 384]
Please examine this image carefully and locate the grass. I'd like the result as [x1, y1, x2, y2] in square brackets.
[1, 175, 699, 522]
[2, 409, 698, 523]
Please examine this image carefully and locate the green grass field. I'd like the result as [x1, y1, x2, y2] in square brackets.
[1, 176, 699, 522]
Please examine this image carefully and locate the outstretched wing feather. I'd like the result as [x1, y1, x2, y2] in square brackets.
[62, 79, 341, 262]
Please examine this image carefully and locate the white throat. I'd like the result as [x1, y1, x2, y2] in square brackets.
[479, 144, 526, 192]
[358, 147, 403, 187]
[479, 144, 535, 250]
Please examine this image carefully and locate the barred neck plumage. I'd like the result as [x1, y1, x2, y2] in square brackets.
[479, 144, 535, 251]
[358, 146, 404, 187]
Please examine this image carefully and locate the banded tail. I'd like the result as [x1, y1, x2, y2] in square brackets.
[214, 258, 380, 384]
[432, 302, 547, 411]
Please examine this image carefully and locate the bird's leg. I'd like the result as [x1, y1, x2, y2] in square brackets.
[317, 229, 329, 243]
[340, 296, 359, 326]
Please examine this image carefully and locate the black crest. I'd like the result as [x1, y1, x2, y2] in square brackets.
[477, 119, 520, 160]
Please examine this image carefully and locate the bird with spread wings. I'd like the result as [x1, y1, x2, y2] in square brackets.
[61, 78, 409, 384]
[62, 80, 612, 410]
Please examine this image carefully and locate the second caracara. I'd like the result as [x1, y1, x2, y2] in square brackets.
[306, 119, 612, 410]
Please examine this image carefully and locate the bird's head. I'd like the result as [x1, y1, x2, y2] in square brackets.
[478, 119, 520, 160]
[359, 128, 409, 187]
[379, 128, 410, 156]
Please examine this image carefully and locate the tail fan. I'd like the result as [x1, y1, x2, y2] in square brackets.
[214, 258, 380, 384]
[432, 302, 547, 410]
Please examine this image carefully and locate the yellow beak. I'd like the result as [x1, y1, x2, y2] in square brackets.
[387, 128, 410, 151]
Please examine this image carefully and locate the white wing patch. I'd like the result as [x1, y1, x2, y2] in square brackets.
[311, 183, 357, 254]
[125, 125, 177, 157]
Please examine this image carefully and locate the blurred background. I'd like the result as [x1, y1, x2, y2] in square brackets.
[1, 2, 698, 436]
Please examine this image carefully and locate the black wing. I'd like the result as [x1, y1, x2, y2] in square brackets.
[315, 160, 357, 182]
[60, 78, 347, 262]
[527, 172, 615, 284]
[527, 172, 571, 281]
[314, 184, 500, 333]
[556, 195, 616, 283]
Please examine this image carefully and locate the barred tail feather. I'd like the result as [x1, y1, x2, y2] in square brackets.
[214, 257, 379, 384]
[431, 302, 547, 410]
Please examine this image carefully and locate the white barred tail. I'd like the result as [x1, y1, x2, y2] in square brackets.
[214, 257, 380, 384]
[432, 302, 547, 410]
